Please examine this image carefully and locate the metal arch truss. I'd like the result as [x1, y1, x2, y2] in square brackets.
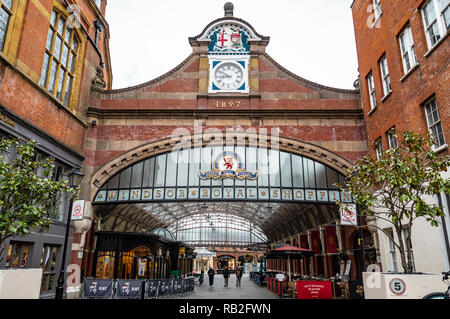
[96, 201, 342, 245]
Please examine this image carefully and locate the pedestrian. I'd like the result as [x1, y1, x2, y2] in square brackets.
[208, 267, 215, 286]
[223, 266, 230, 287]
[199, 270, 204, 286]
[236, 266, 243, 287]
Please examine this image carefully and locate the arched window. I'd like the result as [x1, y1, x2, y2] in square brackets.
[0, 0, 13, 51]
[39, 9, 79, 107]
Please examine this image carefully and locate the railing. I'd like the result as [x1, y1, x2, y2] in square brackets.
[81, 278, 195, 299]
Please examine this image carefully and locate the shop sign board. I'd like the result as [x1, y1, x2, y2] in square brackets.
[348, 280, 365, 299]
[297, 281, 333, 299]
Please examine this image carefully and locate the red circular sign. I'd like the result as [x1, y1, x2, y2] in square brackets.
[389, 278, 406, 296]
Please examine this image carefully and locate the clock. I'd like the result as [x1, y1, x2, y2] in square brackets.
[209, 59, 248, 93]
[213, 62, 244, 90]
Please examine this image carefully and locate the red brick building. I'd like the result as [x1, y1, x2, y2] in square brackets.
[0, 0, 111, 298]
[351, 0, 449, 272]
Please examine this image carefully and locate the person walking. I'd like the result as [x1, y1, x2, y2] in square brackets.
[207, 267, 215, 286]
[199, 270, 205, 286]
[223, 266, 230, 287]
[235, 266, 243, 287]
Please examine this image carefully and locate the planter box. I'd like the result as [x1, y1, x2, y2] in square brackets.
[0, 269, 43, 299]
[363, 272, 448, 299]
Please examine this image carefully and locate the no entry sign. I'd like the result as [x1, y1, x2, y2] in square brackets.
[71, 200, 85, 220]
[340, 204, 357, 226]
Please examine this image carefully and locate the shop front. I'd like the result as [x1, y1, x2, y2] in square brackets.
[92, 232, 194, 280]
[216, 255, 236, 273]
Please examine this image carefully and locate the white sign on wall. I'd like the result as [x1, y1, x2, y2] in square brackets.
[340, 204, 358, 226]
[71, 200, 85, 220]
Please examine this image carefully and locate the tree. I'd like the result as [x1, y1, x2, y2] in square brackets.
[0, 137, 75, 265]
[337, 131, 450, 273]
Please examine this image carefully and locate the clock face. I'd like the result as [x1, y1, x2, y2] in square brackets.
[213, 62, 244, 90]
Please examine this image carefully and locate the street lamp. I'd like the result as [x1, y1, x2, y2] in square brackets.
[55, 168, 85, 299]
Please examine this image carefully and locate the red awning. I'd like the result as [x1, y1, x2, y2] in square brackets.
[265, 245, 314, 258]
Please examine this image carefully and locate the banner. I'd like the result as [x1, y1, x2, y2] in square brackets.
[310, 231, 321, 254]
[158, 280, 171, 296]
[83, 279, 113, 298]
[173, 279, 183, 294]
[325, 226, 338, 254]
[116, 280, 143, 299]
[300, 235, 309, 249]
[297, 281, 333, 299]
[147, 280, 159, 298]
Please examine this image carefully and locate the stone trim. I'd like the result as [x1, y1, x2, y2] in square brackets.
[99, 54, 197, 95]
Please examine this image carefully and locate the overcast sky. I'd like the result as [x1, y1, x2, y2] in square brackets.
[106, 0, 358, 90]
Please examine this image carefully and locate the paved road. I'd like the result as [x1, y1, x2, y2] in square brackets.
[170, 274, 278, 299]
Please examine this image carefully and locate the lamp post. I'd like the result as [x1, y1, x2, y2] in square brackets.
[55, 168, 85, 299]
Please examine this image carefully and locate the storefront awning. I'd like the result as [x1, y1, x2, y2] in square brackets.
[193, 247, 217, 257]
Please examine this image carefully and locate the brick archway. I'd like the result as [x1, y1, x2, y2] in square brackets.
[88, 132, 354, 202]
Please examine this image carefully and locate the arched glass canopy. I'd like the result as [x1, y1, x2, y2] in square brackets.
[94, 146, 352, 204]
[94, 145, 352, 246]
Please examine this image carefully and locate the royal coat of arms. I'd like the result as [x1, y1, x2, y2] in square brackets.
[198, 151, 258, 180]
[208, 26, 250, 53]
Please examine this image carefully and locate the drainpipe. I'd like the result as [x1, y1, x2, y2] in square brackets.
[63, 0, 104, 67]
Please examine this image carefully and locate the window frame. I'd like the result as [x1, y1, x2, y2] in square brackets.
[0, 0, 13, 52]
[374, 137, 383, 160]
[379, 54, 392, 97]
[423, 97, 446, 149]
[373, 0, 383, 20]
[5, 241, 33, 269]
[39, 9, 80, 108]
[402, 226, 416, 272]
[421, 0, 449, 50]
[385, 228, 398, 272]
[398, 25, 418, 74]
[386, 127, 399, 150]
[366, 71, 377, 110]
[40, 244, 60, 293]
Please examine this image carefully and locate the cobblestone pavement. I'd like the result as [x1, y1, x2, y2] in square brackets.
[169, 274, 278, 299]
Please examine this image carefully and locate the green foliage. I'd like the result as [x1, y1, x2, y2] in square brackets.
[0, 137, 76, 249]
[337, 131, 449, 273]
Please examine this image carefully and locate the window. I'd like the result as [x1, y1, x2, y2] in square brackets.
[40, 10, 79, 107]
[94, 0, 102, 8]
[402, 227, 415, 272]
[5, 241, 33, 269]
[379, 55, 391, 96]
[387, 127, 398, 149]
[424, 98, 446, 149]
[373, 0, 382, 20]
[374, 138, 383, 160]
[0, 0, 12, 51]
[366, 72, 377, 110]
[398, 26, 417, 74]
[52, 162, 70, 221]
[40, 245, 60, 292]
[422, 0, 449, 49]
[440, 0, 450, 30]
[386, 229, 398, 272]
